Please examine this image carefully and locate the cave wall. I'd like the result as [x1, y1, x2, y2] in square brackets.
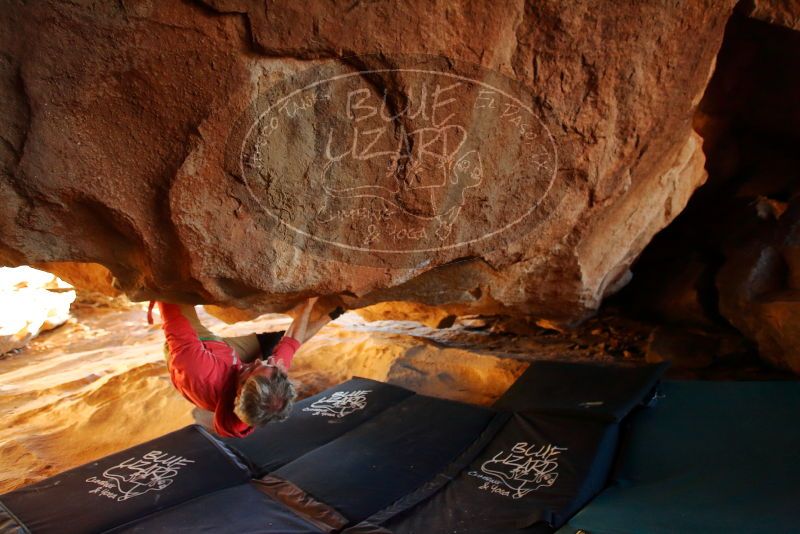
[1, 1, 734, 323]
[617, 10, 800, 373]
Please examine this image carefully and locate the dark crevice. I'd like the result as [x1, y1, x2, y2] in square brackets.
[607, 11, 800, 374]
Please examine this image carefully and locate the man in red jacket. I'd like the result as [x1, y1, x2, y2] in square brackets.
[152, 297, 337, 438]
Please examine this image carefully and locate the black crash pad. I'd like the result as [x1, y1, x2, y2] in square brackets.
[2, 362, 672, 534]
[273, 394, 497, 523]
[494, 360, 668, 422]
[350, 361, 669, 533]
[0, 426, 250, 534]
[223, 377, 413, 476]
[111, 483, 326, 534]
[376, 412, 618, 533]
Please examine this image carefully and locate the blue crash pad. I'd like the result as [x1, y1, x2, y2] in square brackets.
[559, 380, 800, 534]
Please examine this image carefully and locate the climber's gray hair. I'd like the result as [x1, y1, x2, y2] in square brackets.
[234, 368, 296, 426]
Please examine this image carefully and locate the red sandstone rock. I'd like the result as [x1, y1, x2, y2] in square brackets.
[355, 301, 456, 329]
[742, 0, 800, 31]
[0, 0, 734, 324]
[33, 262, 120, 297]
[717, 200, 800, 374]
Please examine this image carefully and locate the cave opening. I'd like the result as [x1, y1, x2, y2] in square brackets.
[610, 9, 800, 379]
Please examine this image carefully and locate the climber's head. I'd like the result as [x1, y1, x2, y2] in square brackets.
[233, 358, 296, 426]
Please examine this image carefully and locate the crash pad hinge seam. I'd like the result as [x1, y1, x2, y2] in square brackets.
[195, 425, 252, 476]
[253, 475, 348, 533]
[0, 501, 30, 534]
[344, 410, 512, 531]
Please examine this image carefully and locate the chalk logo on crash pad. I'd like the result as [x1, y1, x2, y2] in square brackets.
[302, 390, 372, 418]
[86, 450, 194, 502]
[470, 441, 567, 499]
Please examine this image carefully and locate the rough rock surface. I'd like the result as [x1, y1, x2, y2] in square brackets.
[616, 12, 800, 374]
[0, 1, 733, 324]
[353, 301, 456, 329]
[717, 201, 800, 374]
[742, 0, 800, 31]
[32, 262, 120, 297]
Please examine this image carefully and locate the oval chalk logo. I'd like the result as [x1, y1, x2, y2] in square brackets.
[227, 56, 558, 267]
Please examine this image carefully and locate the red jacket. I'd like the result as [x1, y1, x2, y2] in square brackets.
[157, 302, 300, 438]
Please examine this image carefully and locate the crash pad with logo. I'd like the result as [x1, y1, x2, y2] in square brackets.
[1, 363, 671, 534]
[272, 394, 498, 523]
[0, 426, 250, 534]
[348, 361, 668, 533]
[372, 412, 617, 533]
[223, 377, 414, 476]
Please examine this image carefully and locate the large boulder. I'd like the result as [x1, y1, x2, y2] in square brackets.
[742, 0, 800, 31]
[615, 11, 800, 374]
[0, 0, 733, 324]
[717, 200, 800, 374]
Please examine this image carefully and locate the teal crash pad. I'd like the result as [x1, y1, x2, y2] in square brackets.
[558, 380, 800, 534]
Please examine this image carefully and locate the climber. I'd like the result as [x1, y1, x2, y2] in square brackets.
[149, 297, 344, 438]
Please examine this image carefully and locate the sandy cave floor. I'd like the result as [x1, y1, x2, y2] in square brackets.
[0, 300, 788, 494]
